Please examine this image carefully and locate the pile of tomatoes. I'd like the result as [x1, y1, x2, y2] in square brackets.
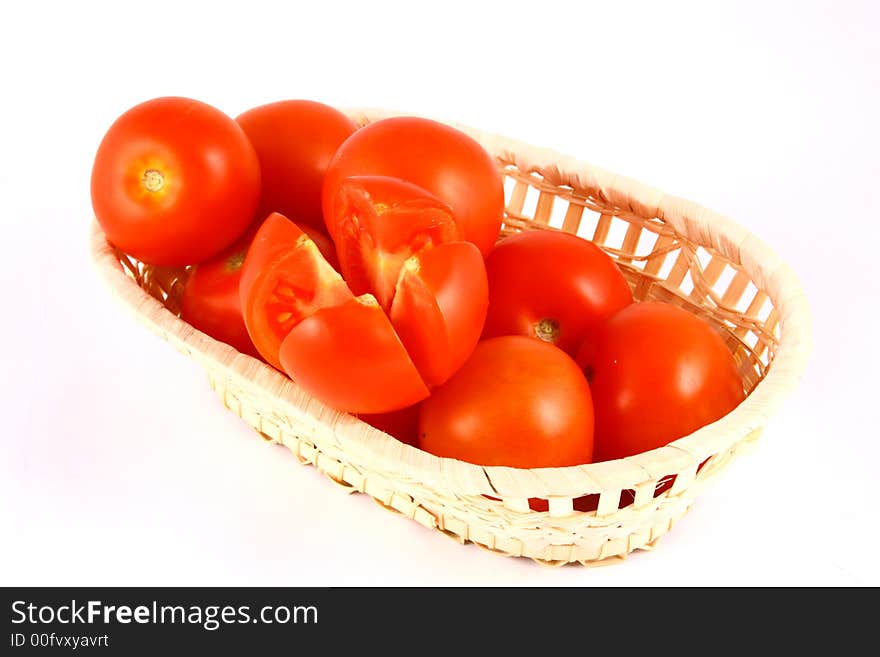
[91, 97, 745, 470]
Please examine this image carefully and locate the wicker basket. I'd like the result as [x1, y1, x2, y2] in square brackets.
[89, 108, 811, 566]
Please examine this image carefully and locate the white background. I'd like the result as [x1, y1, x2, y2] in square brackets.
[1, 0, 877, 586]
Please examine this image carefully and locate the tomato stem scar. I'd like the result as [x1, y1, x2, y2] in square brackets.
[142, 168, 165, 193]
[534, 318, 560, 343]
[225, 251, 246, 272]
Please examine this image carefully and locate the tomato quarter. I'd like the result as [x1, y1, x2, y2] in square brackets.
[240, 213, 432, 414]
[239, 213, 351, 370]
[279, 296, 429, 414]
[91, 96, 260, 266]
[327, 175, 461, 310]
[390, 241, 487, 388]
[324, 174, 488, 388]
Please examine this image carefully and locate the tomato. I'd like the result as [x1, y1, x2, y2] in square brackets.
[482, 230, 633, 356]
[179, 218, 335, 360]
[180, 228, 260, 359]
[357, 404, 421, 446]
[322, 116, 504, 257]
[418, 336, 594, 468]
[241, 213, 430, 414]
[299, 223, 340, 273]
[236, 100, 358, 231]
[91, 96, 260, 266]
[327, 175, 461, 309]
[576, 302, 745, 462]
[390, 241, 487, 387]
[325, 174, 487, 387]
[239, 213, 351, 370]
[279, 296, 429, 414]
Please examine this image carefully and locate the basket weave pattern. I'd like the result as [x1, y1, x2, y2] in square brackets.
[90, 109, 810, 566]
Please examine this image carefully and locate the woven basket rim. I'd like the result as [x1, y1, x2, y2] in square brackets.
[88, 108, 812, 499]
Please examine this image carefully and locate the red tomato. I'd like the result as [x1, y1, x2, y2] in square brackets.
[180, 228, 260, 359]
[576, 302, 745, 462]
[322, 116, 504, 257]
[91, 97, 260, 266]
[483, 230, 633, 356]
[279, 296, 429, 414]
[357, 404, 421, 446]
[327, 175, 461, 309]
[236, 100, 358, 231]
[239, 213, 351, 370]
[299, 223, 340, 273]
[324, 174, 488, 388]
[418, 336, 594, 468]
[390, 241, 487, 387]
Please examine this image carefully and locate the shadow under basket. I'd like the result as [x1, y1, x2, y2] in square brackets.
[89, 109, 811, 566]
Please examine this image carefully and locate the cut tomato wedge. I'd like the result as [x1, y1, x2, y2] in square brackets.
[389, 241, 488, 388]
[327, 176, 461, 310]
[239, 212, 351, 370]
[278, 295, 430, 414]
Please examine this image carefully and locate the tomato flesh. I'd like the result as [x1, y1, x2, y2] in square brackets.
[240, 213, 351, 370]
[322, 116, 504, 257]
[300, 223, 340, 273]
[390, 241, 487, 388]
[279, 296, 430, 414]
[328, 176, 461, 310]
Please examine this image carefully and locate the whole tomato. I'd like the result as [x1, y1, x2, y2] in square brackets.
[91, 97, 260, 266]
[322, 116, 504, 257]
[577, 302, 745, 462]
[180, 229, 260, 359]
[418, 336, 594, 468]
[236, 100, 358, 231]
[482, 230, 633, 356]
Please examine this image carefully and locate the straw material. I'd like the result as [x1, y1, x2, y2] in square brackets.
[89, 108, 811, 565]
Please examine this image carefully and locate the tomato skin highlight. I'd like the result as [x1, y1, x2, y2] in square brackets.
[279, 296, 430, 414]
[180, 229, 260, 359]
[419, 336, 594, 468]
[236, 100, 358, 231]
[576, 302, 745, 462]
[322, 116, 504, 257]
[239, 213, 351, 371]
[483, 230, 633, 356]
[328, 175, 461, 310]
[91, 96, 261, 266]
[390, 241, 488, 388]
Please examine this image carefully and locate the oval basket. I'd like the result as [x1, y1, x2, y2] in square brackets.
[89, 108, 811, 566]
